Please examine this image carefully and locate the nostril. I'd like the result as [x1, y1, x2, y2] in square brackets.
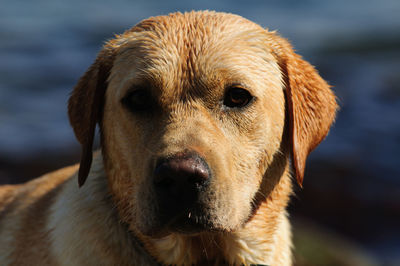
[154, 175, 174, 187]
[153, 163, 175, 187]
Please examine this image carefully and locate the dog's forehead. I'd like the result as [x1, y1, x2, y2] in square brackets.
[108, 11, 280, 98]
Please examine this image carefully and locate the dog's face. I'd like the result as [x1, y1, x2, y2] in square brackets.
[101, 13, 286, 236]
[68, 12, 337, 237]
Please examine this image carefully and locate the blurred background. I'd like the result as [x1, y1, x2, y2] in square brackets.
[1, 0, 399, 265]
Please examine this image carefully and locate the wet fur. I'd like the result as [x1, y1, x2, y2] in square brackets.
[0, 11, 337, 265]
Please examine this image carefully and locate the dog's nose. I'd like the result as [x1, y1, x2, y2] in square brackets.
[153, 153, 210, 213]
[154, 153, 210, 195]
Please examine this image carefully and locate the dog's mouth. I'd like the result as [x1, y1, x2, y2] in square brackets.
[166, 207, 217, 235]
[151, 201, 216, 236]
[139, 198, 225, 238]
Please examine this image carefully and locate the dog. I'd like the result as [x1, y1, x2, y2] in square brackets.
[0, 11, 337, 265]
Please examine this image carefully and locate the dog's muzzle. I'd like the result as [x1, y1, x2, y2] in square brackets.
[153, 151, 211, 231]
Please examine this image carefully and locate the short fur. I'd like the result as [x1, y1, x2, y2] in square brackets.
[0, 11, 337, 265]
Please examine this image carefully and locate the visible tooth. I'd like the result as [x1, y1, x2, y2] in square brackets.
[188, 212, 191, 218]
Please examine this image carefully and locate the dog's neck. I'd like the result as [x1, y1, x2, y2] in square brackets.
[138, 167, 293, 265]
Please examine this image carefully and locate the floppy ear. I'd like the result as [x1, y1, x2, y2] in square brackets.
[273, 36, 338, 186]
[68, 49, 115, 187]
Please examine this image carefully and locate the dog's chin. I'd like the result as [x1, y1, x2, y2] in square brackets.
[140, 211, 227, 238]
[168, 213, 217, 235]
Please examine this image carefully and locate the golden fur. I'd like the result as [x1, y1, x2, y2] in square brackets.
[0, 11, 337, 265]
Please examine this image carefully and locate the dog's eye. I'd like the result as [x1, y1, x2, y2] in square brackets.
[223, 87, 253, 108]
[122, 89, 152, 112]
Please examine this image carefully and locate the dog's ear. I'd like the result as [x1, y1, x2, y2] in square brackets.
[68, 49, 115, 187]
[272, 35, 337, 186]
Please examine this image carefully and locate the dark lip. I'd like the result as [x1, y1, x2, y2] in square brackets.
[166, 207, 209, 231]
[154, 207, 218, 236]
[140, 207, 209, 238]
[141, 205, 237, 238]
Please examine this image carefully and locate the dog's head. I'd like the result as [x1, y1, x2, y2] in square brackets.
[68, 11, 337, 237]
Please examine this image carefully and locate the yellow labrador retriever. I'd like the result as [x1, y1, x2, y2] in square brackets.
[0, 11, 337, 265]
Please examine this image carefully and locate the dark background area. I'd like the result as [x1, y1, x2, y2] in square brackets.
[1, 0, 399, 265]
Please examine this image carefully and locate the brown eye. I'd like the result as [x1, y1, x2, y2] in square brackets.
[122, 89, 153, 112]
[223, 87, 253, 108]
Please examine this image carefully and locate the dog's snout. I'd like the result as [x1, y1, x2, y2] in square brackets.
[153, 153, 211, 220]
